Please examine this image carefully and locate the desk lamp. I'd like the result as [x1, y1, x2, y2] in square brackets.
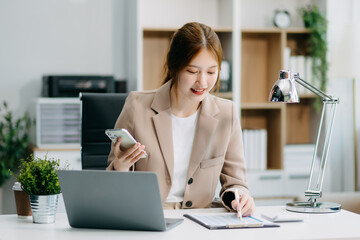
[269, 70, 341, 213]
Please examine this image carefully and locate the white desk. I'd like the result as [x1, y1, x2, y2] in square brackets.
[1, 206, 360, 240]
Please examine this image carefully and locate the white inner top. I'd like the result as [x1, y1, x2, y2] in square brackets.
[166, 110, 199, 203]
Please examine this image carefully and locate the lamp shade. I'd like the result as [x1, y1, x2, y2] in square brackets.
[269, 70, 299, 103]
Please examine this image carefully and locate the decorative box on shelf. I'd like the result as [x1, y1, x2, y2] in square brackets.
[36, 98, 81, 149]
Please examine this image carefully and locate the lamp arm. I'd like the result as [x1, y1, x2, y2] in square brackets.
[292, 75, 340, 203]
[295, 77, 336, 101]
[305, 98, 339, 203]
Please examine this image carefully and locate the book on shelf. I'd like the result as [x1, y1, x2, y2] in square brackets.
[284, 48, 314, 96]
[243, 129, 267, 171]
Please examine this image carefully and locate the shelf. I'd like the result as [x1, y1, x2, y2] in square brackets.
[285, 28, 311, 34]
[216, 91, 232, 100]
[141, 25, 313, 172]
[241, 102, 285, 110]
[143, 27, 176, 33]
[144, 27, 310, 34]
[241, 31, 282, 103]
[286, 98, 319, 144]
[142, 28, 233, 91]
[213, 27, 233, 33]
[143, 27, 233, 33]
[299, 93, 317, 99]
[287, 32, 311, 56]
[242, 28, 282, 33]
[241, 106, 285, 170]
[242, 28, 310, 34]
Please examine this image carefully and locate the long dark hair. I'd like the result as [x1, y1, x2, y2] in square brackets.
[162, 22, 223, 93]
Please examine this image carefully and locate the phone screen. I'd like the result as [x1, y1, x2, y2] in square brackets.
[105, 129, 147, 158]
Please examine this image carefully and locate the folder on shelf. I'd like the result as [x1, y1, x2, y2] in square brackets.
[184, 213, 279, 230]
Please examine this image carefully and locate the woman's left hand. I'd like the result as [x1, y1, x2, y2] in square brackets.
[231, 191, 255, 217]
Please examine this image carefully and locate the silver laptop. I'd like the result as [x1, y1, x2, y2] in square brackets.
[58, 170, 183, 231]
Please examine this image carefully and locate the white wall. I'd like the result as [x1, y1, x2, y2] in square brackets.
[0, 0, 114, 119]
[240, 0, 319, 28]
[139, 0, 223, 28]
[327, 0, 360, 191]
[139, 0, 320, 29]
[0, 0, 126, 214]
[113, 0, 138, 92]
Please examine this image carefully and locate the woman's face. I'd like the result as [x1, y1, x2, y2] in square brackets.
[175, 49, 218, 104]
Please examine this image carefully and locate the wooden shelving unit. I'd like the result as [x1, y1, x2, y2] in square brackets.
[141, 26, 316, 171]
[216, 91, 233, 100]
[142, 28, 233, 90]
[240, 28, 316, 169]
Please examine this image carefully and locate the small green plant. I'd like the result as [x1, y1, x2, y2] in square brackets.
[0, 101, 34, 186]
[299, 5, 328, 111]
[11, 154, 68, 195]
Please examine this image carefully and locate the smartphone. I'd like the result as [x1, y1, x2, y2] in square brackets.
[105, 128, 147, 158]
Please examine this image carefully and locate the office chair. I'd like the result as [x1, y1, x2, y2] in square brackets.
[80, 93, 128, 170]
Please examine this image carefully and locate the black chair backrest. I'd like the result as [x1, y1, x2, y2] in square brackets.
[80, 92, 128, 170]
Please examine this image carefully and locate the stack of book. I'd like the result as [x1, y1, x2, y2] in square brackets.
[242, 129, 267, 171]
[284, 144, 315, 172]
[283, 47, 320, 95]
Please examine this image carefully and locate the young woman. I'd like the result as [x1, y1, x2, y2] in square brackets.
[107, 22, 255, 216]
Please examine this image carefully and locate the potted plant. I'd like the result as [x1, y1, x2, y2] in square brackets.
[11, 154, 68, 224]
[299, 5, 328, 110]
[0, 101, 33, 187]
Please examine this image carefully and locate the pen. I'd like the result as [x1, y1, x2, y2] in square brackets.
[235, 189, 242, 221]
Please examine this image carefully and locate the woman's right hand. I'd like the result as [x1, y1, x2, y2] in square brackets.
[112, 137, 147, 171]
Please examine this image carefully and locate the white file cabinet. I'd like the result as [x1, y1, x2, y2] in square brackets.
[284, 172, 310, 196]
[247, 169, 332, 199]
[247, 170, 285, 197]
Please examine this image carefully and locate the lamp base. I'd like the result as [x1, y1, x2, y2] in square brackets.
[286, 201, 341, 213]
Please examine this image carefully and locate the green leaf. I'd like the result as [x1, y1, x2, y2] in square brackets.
[0, 101, 34, 186]
[299, 4, 328, 111]
[14, 154, 67, 195]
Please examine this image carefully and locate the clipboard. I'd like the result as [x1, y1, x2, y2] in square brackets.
[184, 213, 280, 230]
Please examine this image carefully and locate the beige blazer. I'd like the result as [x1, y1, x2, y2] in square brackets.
[107, 81, 249, 210]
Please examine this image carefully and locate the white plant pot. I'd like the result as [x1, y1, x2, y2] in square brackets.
[30, 194, 59, 224]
